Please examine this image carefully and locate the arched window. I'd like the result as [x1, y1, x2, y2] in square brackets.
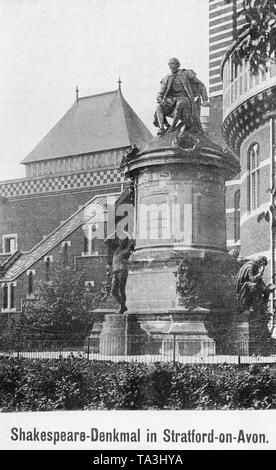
[83, 225, 98, 255]
[234, 190, 240, 242]
[104, 204, 108, 240]
[10, 283, 15, 309]
[45, 257, 51, 281]
[63, 243, 69, 265]
[28, 272, 34, 295]
[248, 143, 260, 211]
[91, 224, 97, 253]
[84, 229, 89, 254]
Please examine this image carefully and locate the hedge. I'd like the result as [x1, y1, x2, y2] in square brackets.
[0, 357, 276, 411]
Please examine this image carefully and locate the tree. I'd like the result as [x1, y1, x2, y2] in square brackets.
[225, 0, 276, 73]
[22, 258, 107, 338]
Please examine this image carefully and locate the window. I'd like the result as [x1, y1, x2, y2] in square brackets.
[2, 282, 16, 311]
[234, 190, 240, 243]
[248, 143, 260, 211]
[10, 283, 15, 309]
[104, 204, 108, 240]
[61, 241, 71, 265]
[2, 234, 17, 254]
[45, 257, 51, 281]
[85, 281, 95, 289]
[82, 224, 98, 256]
[3, 284, 8, 309]
[63, 243, 69, 264]
[27, 270, 35, 296]
[28, 272, 33, 295]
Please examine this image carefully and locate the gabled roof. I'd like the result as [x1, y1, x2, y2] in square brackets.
[22, 89, 152, 164]
[0, 193, 119, 281]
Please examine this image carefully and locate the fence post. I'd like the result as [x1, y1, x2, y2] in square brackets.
[173, 334, 176, 365]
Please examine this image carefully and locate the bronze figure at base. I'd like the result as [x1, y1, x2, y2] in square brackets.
[235, 256, 276, 313]
[105, 233, 135, 314]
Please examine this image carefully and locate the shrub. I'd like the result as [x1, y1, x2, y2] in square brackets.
[1, 358, 276, 411]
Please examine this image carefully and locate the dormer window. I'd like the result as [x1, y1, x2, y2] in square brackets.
[2, 234, 17, 254]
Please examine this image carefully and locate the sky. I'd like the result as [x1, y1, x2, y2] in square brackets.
[0, 0, 209, 181]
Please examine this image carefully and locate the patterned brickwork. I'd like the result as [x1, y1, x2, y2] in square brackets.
[0, 168, 125, 199]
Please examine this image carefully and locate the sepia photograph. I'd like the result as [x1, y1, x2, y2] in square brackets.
[1, 0, 276, 452]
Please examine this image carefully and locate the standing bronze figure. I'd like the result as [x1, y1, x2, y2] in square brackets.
[105, 234, 135, 314]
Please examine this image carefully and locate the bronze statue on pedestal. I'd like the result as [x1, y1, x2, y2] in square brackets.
[153, 57, 209, 135]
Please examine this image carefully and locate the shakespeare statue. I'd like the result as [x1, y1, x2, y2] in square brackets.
[105, 233, 135, 314]
[235, 256, 275, 313]
[153, 57, 209, 135]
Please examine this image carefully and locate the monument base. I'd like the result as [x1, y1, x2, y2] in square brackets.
[95, 310, 217, 357]
[99, 314, 147, 356]
[138, 310, 216, 357]
[230, 310, 276, 356]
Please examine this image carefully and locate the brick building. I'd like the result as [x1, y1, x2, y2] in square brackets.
[0, 87, 152, 313]
[209, 0, 246, 252]
[221, 39, 276, 288]
[209, 0, 276, 281]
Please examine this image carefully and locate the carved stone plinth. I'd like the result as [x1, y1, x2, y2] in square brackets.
[139, 310, 216, 357]
[99, 314, 147, 356]
[120, 130, 240, 356]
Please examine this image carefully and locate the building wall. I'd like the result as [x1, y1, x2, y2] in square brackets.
[239, 123, 271, 261]
[225, 177, 241, 251]
[24, 148, 124, 178]
[209, 0, 244, 100]
[0, 224, 110, 313]
[209, 1, 245, 254]
[0, 183, 122, 255]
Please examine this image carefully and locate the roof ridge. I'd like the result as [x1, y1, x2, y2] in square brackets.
[120, 93, 153, 144]
[107, 90, 131, 147]
[79, 90, 118, 100]
[21, 87, 152, 164]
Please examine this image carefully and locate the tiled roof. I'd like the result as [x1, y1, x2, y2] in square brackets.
[0, 193, 119, 281]
[22, 89, 152, 164]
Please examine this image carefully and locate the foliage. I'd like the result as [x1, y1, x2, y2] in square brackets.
[0, 358, 276, 411]
[225, 0, 276, 73]
[175, 258, 239, 310]
[0, 258, 107, 347]
[26, 257, 108, 337]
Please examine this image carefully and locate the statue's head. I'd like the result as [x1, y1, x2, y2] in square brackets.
[257, 256, 268, 267]
[168, 57, 180, 73]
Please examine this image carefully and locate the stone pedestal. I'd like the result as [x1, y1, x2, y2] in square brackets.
[120, 131, 240, 356]
[139, 310, 216, 357]
[99, 314, 147, 356]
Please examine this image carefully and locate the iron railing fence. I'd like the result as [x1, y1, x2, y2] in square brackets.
[1, 333, 276, 364]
